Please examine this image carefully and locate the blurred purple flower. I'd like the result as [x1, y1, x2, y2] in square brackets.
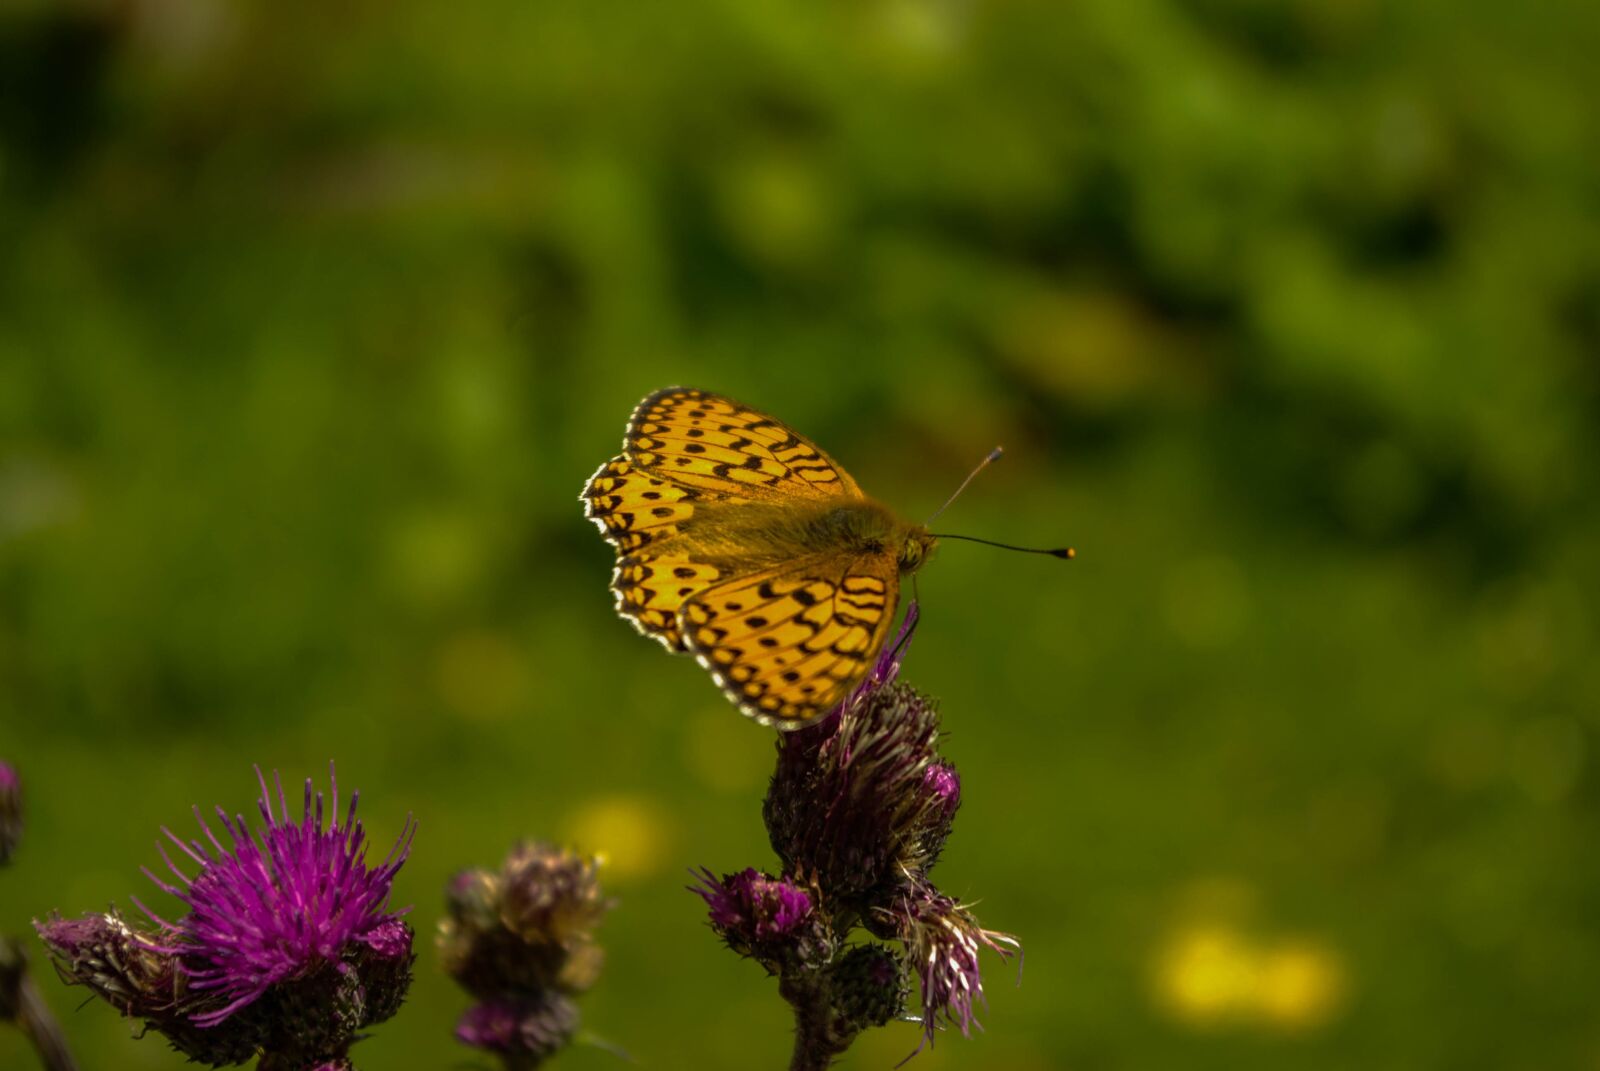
[441, 843, 611, 999]
[441, 843, 613, 1068]
[455, 992, 579, 1067]
[498, 841, 611, 953]
[0, 760, 20, 864]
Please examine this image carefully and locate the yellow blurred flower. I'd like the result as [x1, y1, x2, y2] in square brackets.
[1254, 940, 1346, 1031]
[1152, 923, 1347, 1033]
[564, 795, 674, 882]
[1153, 925, 1258, 1027]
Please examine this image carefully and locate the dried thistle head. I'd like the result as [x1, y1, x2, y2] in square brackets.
[880, 882, 1020, 1048]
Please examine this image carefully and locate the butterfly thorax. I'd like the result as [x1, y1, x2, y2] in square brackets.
[668, 496, 934, 574]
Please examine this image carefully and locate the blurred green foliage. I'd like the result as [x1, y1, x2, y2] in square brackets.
[2, 1, 1598, 1068]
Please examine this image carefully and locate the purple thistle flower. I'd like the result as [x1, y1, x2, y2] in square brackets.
[764, 604, 962, 904]
[922, 763, 960, 814]
[36, 765, 416, 1070]
[0, 760, 20, 865]
[692, 868, 829, 968]
[350, 916, 414, 1027]
[884, 882, 1020, 1047]
[694, 868, 812, 939]
[139, 764, 415, 1028]
[692, 601, 1020, 1066]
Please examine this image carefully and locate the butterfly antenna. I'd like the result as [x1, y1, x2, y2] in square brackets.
[928, 533, 1077, 559]
[924, 446, 1005, 526]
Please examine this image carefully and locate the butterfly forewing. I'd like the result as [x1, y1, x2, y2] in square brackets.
[626, 387, 862, 499]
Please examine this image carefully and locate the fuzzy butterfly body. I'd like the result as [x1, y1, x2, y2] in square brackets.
[582, 387, 936, 728]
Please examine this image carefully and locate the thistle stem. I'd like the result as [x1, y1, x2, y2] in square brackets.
[0, 936, 80, 1071]
[781, 972, 853, 1071]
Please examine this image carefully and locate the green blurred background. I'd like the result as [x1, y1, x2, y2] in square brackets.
[2, 1, 1598, 1068]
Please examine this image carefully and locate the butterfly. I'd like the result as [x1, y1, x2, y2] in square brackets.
[581, 387, 938, 729]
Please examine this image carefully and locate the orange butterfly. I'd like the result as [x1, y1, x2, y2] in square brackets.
[581, 387, 940, 728]
[582, 388, 1073, 728]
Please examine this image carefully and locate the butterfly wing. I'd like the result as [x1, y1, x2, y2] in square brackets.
[582, 457, 726, 649]
[680, 551, 899, 727]
[583, 456, 706, 555]
[624, 387, 863, 499]
[583, 387, 865, 653]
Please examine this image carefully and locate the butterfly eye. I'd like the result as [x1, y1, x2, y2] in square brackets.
[898, 538, 923, 572]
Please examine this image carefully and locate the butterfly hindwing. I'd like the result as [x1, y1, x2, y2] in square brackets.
[680, 553, 899, 726]
[583, 456, 730, 647]
[626, 387, 862, 500]
[609, 555, 724, 651]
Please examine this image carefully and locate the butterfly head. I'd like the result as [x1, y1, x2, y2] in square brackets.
[898, 527, 937, 575]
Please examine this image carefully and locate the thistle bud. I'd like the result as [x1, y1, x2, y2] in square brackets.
[826, 943, 906, 1032]
[351, 917, 414, 1027]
